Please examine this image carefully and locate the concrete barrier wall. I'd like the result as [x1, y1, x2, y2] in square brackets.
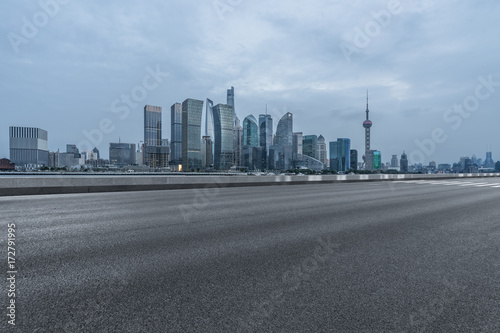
[0, 173, 499, 196]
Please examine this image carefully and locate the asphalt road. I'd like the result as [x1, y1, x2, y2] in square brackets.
[1, 179, 499, 332]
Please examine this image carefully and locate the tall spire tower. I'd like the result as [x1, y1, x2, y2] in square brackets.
[362, 90, 372, 154]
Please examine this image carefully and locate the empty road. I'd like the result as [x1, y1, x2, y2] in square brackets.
[1, 179, 499, 332]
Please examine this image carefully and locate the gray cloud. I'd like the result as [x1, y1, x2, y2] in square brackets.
[1, 0, 499, 164]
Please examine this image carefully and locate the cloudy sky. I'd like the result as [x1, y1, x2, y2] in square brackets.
[1, 0, 500, 164]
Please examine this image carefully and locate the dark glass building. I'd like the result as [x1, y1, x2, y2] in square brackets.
[213, 104, 234, 170]
[144, 105, 162, 167]
[182, 98, 204, 171]
[303, 135, 318, 159]
[109, 143, 136, 166]
[275, 112, 293, 170]
[259, 114, 273, 169]
[170, 103, 182, 167]
[329, 138, 350, 172]
[350, 149, 358, 171]
[243, 115, 259, 147]
[400, 151, 408, 173]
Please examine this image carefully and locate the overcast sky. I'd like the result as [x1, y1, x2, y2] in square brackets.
[2, 0, 500, 164]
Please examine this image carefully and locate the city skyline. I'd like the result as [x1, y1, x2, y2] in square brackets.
[2, 1, 500, 164]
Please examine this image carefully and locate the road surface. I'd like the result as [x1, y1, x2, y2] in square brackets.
[1, 179, 499, 332]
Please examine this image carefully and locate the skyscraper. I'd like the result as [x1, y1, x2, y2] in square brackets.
[242, 115, 259, 169]
[303, 135, 318, 159]
[259, 114, 273, 169]
[144, 105, 162, 167]
[92, 147, 100, 159]
[350, 149, 358, 170]
[391, 154, 399, 168]
[227, 86, 235, 121]
[182, 98, 204, 171]
[275, 113, 293, 147]
[205, 98, 214, 139]
[484, 152, 494, 168]
[373, 150, 381, 170]
[170, 103, 182, 168]
[317, 135, 327, 166]
[400, 151, 408, 173]
[275, 112, 293, 170]
[329, 141, 339, 171]
[201, 136, 213, 169]
[9, 126, 49, 169]
[213, 103, 234, 170]
[292, 132, 303, 160]
[233, 117, 243, 168]
[243, 115, 259, 147]
[330, 138, 351, 172]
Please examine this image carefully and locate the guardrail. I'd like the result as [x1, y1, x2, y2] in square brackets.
[0, 173, 499, 196]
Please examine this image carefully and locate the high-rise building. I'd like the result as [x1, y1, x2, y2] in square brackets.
[317, 135, 327, 166]
[329, 141, 339, 171]
[201, 136, 213, 169]
[92, 147, 100, 159]
[303, 135, 318, 159]
[275, 112, 293, 170]
[170, 103, 182, 168]
[182, 98, 204, 171]
[484, 152, 495, 168]
[373, 150, 381, 170]
[160, 139, 170, 167]
[252, 146, 264, 170]
[144, 105, 163, 167]
[227, 87, 242, 168]
[213, 103, 234, 170]
[242, 115, 259, 169]
[400, 151, 408, 173]
[9, 126, 49, 169]
[243, 115, 259, 147]
[329, 138, 351, 172]
[109, 142, 136, 166]
[233, 117, 243, 167]
[227, 86, 235, 121]
[135, 145, 143, 166]
[292, 132, 303, 163]
[259, 114, 273, 169]
[350, 149, 358, 171]
[66, 144, 79, 157]
[205, 98, 214, 139]
[391, 154, 398, 168]
[276, 113, 293, 147]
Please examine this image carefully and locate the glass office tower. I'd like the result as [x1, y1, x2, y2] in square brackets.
[243, 115, 259, 147]
[144, 105, 162, 167]
[259, 114, 273, 169]
[205, 98, 214, 139]
[213, 104, 234, 170]
[170, 103, 182, 167]
[330, 138, 351, 172]
[303, 135, 318, 159]
[182, 98, 204, 171]
[275, 112, 293, 170]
